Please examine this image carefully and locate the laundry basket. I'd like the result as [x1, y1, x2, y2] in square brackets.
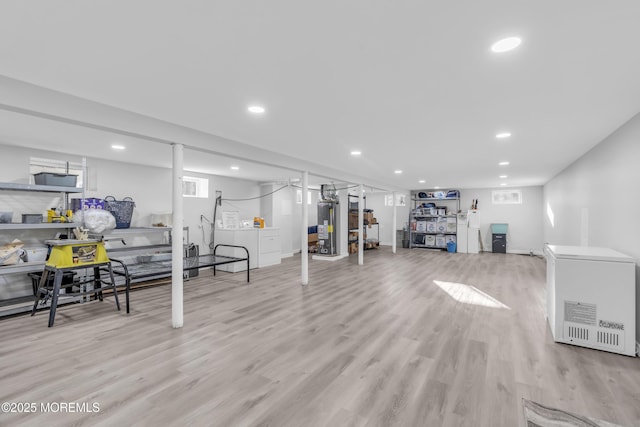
[104, 196, 135, 229]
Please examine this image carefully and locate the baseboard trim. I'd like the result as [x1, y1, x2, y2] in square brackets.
[311, 254, 348, 262]
[509, 249, 544, 256]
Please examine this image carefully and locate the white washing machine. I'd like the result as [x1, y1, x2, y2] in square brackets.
[545, 244, 636, 356]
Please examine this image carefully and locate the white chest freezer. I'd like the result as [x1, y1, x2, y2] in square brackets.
[545, 245, 636, 356]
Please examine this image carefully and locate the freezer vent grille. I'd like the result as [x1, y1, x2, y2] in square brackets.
[597, 331, 620, 348]
[567, 326, 589, 342]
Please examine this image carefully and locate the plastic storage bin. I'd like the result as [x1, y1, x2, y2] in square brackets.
[491, 223, 508, 234]
[22, 214, 43, 224]
[34, 173, 77, 187]
[491, 223, 508, 254]
[0, 212, 12, 223]
[24, 247, 48, 262]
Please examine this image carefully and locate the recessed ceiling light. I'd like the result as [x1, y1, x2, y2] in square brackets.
[500, 183, 507, 186]
[499, 161, 510, 166]
[230, 166, 240, 170]
[350, 150, 362, 156]
[434, 186, 440, 189]
[496, 132, 511, 139]
[394, 170, 403, 174]
[111, 144, 125, 150]
[499, 175, 508, 179]
[248, 105, 265, 114]
[491, 37, 522, 53]
[418, 179, 426, 184]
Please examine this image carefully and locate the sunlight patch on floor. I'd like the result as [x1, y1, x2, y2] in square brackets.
[433, 280, 511, 309]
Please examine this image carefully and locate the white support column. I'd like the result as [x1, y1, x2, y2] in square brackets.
[301, 171, 309, 285]
[358, 184, 364, 265]
[171, 143, 184, 328]
[392, 191, 397, 254]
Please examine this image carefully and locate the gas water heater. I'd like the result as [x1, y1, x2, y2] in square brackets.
[317, 185, 339, 256]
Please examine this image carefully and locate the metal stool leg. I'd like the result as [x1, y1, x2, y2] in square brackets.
[31, 269, 50, 316]
[48, 270, 64, 327]
[107, 264, 120, 311]
[94, 267, 103, 301]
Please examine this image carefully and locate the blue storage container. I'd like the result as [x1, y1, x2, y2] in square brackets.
[491, 223, 508, 234]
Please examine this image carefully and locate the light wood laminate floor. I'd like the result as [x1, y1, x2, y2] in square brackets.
[0, 248, 638, 426]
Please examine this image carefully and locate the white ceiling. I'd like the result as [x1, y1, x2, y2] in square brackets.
[1, 1, 639, 191]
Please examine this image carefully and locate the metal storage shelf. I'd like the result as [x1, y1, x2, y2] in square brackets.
[102, 226, 171, 235]
[410, 231, 457, 235]
[412, 197, 460, 202]
[347, 195, 379, 253]
[0, 182, 82, 193]
[409, 189, 460, 251]
[0, 179, 85, 317]
[0, 261, 46, 274]
[0, 294, 81, 317]
[410, 214, 458, 218]
[0, 223, 76, 230]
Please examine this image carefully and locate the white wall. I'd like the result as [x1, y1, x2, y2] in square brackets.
[544, 112, 640, 343]
[459, 186, 544, 254]
[258, 184, 319, 256]
[365, 187, 543, 253]
[361, 192, 411, 246]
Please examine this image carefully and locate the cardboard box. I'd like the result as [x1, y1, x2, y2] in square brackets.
[349, 212, 358, 230]
[363, 211, 374, 224]
[308, 233, 318, 243]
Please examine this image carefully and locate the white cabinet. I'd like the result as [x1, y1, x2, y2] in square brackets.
[258, 228, 281, 268]
[215, 228, 281, 272]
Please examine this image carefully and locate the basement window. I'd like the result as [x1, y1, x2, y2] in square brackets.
[29, 157, 84, 187]
[492, 189, 522, 205]
[384, 194, 407, 206]
[296, 189, 312, 205]
[183, 176, 209, 198]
